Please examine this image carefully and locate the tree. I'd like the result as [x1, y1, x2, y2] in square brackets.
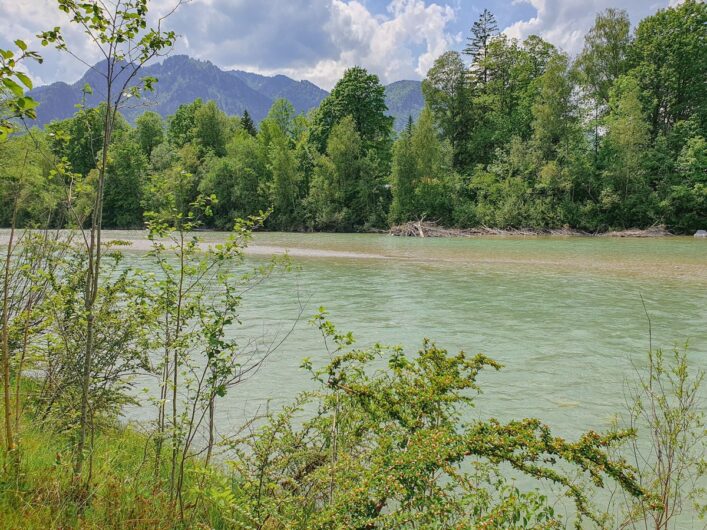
[629, 0, 707, 136]
[471, 35, 557, 164]
[610, 345, 705, 529]
[135, 111, 164, 158]
[168, 98, 202, 148]
[260, 98, 298, 145]
[268, 135, 302, 229]
[464, 8, 499, 85]
[0, 138, 46, 457]
[422, 51, 474, 171]
[409, 107, 455, 223]
[310, 67, 393, 159]
[531, 54, 576, 161]
[194, 100, 229, 156]
[663, 135, 707, 232]
[575, 9, 631, 107]
[145, 192, 284, 518]
[241, 109, 257, 137]
[103, 135, 148, 228]
[389, 123, 416, 224]
[600, 75, 652, 227]
[575, 9, 631, 157]
[308, 116, 384, 231]
[199, 132, 269, 227]
[47, 104, 129, 179]
[390, 107, 455, 224]
[39, 0, 178, 480]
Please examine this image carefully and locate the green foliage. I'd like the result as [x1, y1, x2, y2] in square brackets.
[47, 104, 129, 178]
[310, 66, 393, 159]
[389, 107, 455, 224]
[664, 135, 707, 233]
[241, 109, 257, 137]
[2, 3, 706, 236]
[574, 8, 631, 107]
[167, 98, 203, 148]
[37, 244, 155, 434]
[135, 111, 164, 157]
[422, 51, 475, 170]
[628, 0, 707, 135]
[206, 313, 644, 529]
[268, 133, 303, 229]
[103, 134, 148, 228]
[194, 100, 230, 156]
[198, 132, 269, 228]
[0, 133, 62, 226]
[608, 346, 706, 528]
[599, 75, 654, 228]
[307, 116, 387, 231]
[0, 39, 42, 140]
[464, 8, 499, 86]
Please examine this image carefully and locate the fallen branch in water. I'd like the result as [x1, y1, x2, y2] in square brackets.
[389, 221, 673, 238]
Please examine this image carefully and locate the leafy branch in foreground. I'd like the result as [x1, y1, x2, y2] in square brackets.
[607, 345, 705, 529]
[145, 183, 291, 520]
[0, 39, 42, 140]
[211, 312, 646, 529]
[37, 0, 180, 481]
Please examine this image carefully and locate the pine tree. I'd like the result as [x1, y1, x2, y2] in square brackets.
[241, 109, 257, 137]
[463, 9, 499, 85]
[405, 115, 414, 136]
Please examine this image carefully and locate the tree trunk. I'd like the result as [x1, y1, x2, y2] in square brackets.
[1, 202, 18, 454]
[75, 90, 114, 478]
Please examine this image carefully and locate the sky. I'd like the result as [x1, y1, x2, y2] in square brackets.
[0, 0, 685, 90]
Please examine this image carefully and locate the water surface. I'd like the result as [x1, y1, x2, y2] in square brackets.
[101, 231, 707, 440]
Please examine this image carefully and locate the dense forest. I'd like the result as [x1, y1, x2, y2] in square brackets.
[0, 1, 705, 529]
[2, 1, 705, 234]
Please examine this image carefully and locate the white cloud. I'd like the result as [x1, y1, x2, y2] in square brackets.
[176, 0, 459, 89]
[0, 0, 681, 89]
[503, 0, 675, 56]
[0, 0, 184, 85]
[317, 0, 457, 87]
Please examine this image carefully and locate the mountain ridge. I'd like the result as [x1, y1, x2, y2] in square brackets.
[27, 55, 423, 132]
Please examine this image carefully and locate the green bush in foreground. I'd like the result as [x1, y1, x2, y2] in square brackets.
[203, 312, 645, 529]
[3, 321, 706, 529]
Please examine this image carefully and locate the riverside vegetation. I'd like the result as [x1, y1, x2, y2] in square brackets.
[0, 3, 705, 235]
[0, 1, 705, 529]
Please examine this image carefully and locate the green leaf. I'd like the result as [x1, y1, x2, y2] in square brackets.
[2, 77, 24, 97]
[16, 71, 33, 89]
[14, 39, 27, 51]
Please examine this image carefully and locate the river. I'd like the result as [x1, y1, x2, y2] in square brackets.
[4, 229, 706, 522]
[97, 231, 707, 438]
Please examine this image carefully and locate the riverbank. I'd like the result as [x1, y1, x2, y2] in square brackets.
[0, 391, 208, 529]
[389, 221, 675, 238]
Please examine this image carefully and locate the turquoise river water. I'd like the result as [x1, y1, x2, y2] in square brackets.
[109, 231, 707, 439]
[4, 229, 706, 524]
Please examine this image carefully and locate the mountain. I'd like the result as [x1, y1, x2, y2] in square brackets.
[385, 80, 424, 131]
[230, 70, 328, 116]
[29, 56, 286, 126]
[27, 55, 424, 132]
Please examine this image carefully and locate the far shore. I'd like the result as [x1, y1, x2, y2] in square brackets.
[388, 221, 680, 238]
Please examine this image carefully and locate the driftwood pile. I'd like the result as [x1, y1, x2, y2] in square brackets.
[389, 221, 672, 238]
[599, 225, 672, 238]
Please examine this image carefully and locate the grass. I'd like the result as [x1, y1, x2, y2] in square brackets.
[0, 391, 214, 529]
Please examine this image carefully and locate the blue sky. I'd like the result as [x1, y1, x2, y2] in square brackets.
[0, 0, 683, 90]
